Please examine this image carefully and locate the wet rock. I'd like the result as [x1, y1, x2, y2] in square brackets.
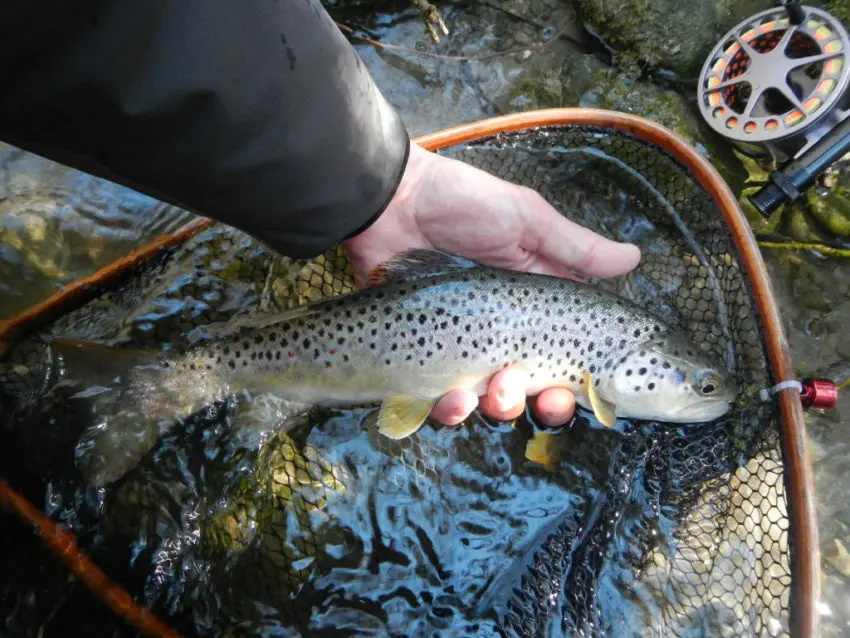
[557, 54, 744, 187]
[823, 538, 850, 577]
[572, 0, 777, 77]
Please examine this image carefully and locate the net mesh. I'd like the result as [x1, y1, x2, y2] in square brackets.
[0, 125, 792, 637]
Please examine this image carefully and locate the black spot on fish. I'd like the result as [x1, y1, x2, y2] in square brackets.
[235, 350, 241, 358]
[229, 361, 236, 369]
[617, 317, 625, 324]
[436, 343, 443, 350]
[634, 386, 640, 392]
[276, 352, 281, 360]
[595, 378, 600, 387]
[418, 337, 426, 347]
[589, 364, 596, 373]
[570, 374, 576, 382]
[370, 304, 378, 312]
[254, 335, 264, 344]
[406, 313, 414, 321]
[626, 369, 632, 376]
[313, 349, 320, 359]
[457, 336, 463, 345]
[371, 328, 378, 337]
[370, 343, 376, 350]
[242, 341, 250, 350]
[663, 362, 671, 369]
[303, 339, 310, 349]
[418, 314, 427, 325]
[348, 326, 355, 334]
[639, 367, 647, 375]
[648, 382, 655, 390]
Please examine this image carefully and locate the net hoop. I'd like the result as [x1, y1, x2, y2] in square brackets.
[0, 108, 819, 638]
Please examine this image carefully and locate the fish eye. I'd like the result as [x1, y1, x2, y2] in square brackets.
[697, 372, 721, 395]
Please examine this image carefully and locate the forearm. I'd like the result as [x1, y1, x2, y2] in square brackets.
[0, 0, 410, 258]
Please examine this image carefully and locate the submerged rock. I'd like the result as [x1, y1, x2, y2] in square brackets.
[572, 0, 777, 77]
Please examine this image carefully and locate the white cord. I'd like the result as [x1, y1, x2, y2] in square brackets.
[759, 379, 804, 403]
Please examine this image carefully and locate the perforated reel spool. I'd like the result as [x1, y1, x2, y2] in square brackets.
[698, 5, 850, 163]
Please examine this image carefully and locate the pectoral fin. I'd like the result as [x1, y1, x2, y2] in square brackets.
[377, 396, 435, 440]
[583, 371, 617, 427]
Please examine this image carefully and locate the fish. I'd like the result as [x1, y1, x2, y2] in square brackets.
[39, 249, 737, 488]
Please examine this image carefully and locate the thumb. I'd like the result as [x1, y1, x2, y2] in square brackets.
[522, 193, 641, 278]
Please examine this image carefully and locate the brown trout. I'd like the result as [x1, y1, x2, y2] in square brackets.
[50, 249, 736, 487]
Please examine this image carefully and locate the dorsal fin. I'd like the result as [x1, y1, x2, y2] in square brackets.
[367, 249, 479, 287]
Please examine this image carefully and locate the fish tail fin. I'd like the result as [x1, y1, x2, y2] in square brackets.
[17, 339, 222, 487]
[76, 354, 226, 488]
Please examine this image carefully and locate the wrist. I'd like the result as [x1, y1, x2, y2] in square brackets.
[342, 139, 418, 243]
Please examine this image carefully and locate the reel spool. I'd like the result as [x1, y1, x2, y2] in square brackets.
[698, 3, 850, 216]
[698, 3, 850, 163]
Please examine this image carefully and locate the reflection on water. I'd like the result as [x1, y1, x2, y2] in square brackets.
[0, 142, 196, 320]
[0, 0, 848, 637]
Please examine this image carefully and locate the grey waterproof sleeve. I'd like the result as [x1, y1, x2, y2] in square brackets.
[0, 0, 410, 258]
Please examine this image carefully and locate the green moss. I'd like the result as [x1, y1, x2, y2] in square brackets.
[825, 0, 850, 26]
[507, 77, 564, 111]
[806, 184, 850, 237]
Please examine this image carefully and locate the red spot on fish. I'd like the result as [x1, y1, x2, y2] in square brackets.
[328, 348, 336, 355]
[359, 337, 364, 343]
[289, 352, 295, 358]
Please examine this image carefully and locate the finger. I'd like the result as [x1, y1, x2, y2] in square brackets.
[530, 388, 576, 427]
[522, 194, 642, 279]
[478, 367, 528, 421]
[431, 389, 479, 426]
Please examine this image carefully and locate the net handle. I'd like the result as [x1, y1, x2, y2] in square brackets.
[0, 108, 819, 638]
[415, 108, 819, 638]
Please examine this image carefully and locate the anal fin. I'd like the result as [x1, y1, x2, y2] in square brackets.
[582, 370, 617, 427]
[376, 396, 435, 439]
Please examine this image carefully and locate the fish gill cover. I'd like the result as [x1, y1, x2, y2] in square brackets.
[0, 126, 786, 638]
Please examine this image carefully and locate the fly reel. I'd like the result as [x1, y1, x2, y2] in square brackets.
[697, 3, 850, 215]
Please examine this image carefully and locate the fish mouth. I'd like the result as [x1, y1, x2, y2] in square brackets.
[662, 396, 736, 423]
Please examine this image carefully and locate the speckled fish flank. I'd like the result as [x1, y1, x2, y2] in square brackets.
[62, 249, 737, 487]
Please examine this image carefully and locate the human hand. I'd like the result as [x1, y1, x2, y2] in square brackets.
[343, 142, 641, 428]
